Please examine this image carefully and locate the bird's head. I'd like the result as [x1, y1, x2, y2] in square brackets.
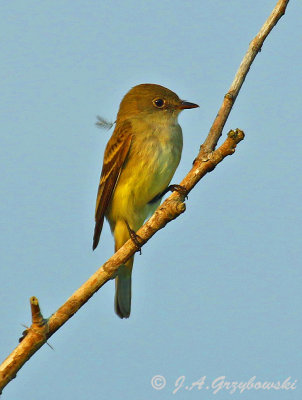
[116, 83, 199, 123]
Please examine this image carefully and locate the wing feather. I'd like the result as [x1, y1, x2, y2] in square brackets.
[93, 120, 133, 250]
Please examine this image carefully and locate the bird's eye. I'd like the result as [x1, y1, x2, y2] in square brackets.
[153, 98, 165, 108]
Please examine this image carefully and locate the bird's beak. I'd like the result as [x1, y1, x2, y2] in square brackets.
[178, 100, 199, 110]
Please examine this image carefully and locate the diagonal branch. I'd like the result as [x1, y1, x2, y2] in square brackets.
[201, 0, 289, 154]
[0, 0, 290, 394]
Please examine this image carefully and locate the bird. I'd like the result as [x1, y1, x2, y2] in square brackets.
[93, 83, 198, 318]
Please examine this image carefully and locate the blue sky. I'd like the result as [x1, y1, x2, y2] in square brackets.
[1, 1, 301, 399]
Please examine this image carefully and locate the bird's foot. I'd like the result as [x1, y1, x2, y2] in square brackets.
[148, 184, 188, 204]
[167, 184, 188, 199]
[125, 220, 143, 255]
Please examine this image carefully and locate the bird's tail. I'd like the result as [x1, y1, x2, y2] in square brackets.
[113, 219, 134, 318]
[114, 260, 133, 318]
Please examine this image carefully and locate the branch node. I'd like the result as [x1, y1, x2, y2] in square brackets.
[202, 151, 214, 162]
[224, 91, 235, 101]
[19, 297, 49, 343]
[164, 199, 186, 219]
[176, 202, 186, 214]
[194, 149, 214, 164]
[251, 39, 263, 53]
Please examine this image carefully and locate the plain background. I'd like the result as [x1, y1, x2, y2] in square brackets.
[1, 1, 301, 399]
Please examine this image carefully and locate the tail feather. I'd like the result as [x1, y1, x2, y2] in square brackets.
[112, 220, 135, 318]
[114, 262, 133, 318]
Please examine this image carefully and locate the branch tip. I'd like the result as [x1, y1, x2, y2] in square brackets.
[227, 129, 245, 143]
[30, 296, 46, 327]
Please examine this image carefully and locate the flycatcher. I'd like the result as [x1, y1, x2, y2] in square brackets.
[93, 83, 198, 318]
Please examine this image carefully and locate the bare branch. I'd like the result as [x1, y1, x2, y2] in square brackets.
[201, 0, 289, 154]
[0, 298, 49, 390]
[0, 0, 290, 394]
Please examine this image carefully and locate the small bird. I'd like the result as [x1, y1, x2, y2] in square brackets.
[93, 83, 198, 318]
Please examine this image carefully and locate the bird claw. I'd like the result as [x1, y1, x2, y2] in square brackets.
[168, 184, 188, 199]
[125, 220, 143, 255]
